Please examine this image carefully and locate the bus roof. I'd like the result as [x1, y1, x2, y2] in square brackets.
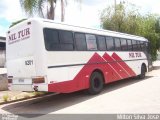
[10, 18, 148, 42]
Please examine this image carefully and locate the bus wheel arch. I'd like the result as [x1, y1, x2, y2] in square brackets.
[87, 69, 105, 95]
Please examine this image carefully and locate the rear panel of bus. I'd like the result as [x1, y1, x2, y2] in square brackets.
[6, 19, 48, 91]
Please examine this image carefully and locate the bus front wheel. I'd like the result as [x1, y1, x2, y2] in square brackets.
[87, 71, 104, 95]
[138, 64, 146, 79]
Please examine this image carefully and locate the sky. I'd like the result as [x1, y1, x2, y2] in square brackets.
[0, 0, 160, 37]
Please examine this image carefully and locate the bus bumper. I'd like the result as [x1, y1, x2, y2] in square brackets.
[8, 84, 48, 92]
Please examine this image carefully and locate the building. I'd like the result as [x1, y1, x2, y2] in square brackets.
[0, 36, 7, 91]
[0, 36, 6, 67]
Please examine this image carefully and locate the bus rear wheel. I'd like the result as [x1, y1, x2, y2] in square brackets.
[138, 64, 146, 79]
[87, 71, 104, 95]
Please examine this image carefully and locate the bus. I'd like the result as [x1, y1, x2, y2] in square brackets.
[6, 18, 152, 94]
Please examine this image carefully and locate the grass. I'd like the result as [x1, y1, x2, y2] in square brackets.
[2, 94, 10, 102]
[12, 96, 18, 100]
[0, 91, 48, 104]
[32, 92, 46, 96]
[23, 94, 30, 99]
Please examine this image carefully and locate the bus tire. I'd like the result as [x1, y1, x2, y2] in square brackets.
[87, 71, 104, 95]
[138, 64, 146, 79]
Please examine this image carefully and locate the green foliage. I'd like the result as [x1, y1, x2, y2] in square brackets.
[2, 94, 10, 102]
[9, 19, 27, 28]
[32, 92, 45, 96]
[100, 2, 160, 61]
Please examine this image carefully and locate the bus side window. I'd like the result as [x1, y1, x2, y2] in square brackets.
[121, 38, 128, 51]
[138, 41, 142, 51]
[145, 42, 149, 52]
[127, 39, 132, 51]
[59, 30, 73, 44]
[43, 28, 60, 51]
[114, 38, 121, 51]
[59, 30, 74, 50]
[136, 41, 141, 51]
[106, 37, 115, 51]
[75, 33, 87, 51]
[86, 34, 97, 50]
[140, 41, 144, 51]
[97, 36, 106, 51]
[132, 40, 137, 51]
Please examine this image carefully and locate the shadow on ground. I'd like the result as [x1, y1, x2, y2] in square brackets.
[153, 66, 160, 70]
[2, 76, 152, 118]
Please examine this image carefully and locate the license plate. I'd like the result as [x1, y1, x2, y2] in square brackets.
[19, 79, 24, 83]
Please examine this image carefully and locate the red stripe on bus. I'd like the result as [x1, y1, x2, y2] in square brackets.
[112, 52, 136, 76]
[48, 52, 135, 93]
[111, 53, 131, 77]
[102, 53, 129, 79]
[48, 53, 103, 93]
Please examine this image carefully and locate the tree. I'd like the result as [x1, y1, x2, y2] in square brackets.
[20, 0, 56, 20]
[9, 19, 26, 28]
[100, 2, 160, 61]
[20, 0, 81, 22]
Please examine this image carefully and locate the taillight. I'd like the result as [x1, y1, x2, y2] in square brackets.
[8, 76, 13, 83]
[32, 77, 45, 83]
[8, 78, 12, 83]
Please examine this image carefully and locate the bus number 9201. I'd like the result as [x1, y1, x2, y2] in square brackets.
[25, 60, 33, 65]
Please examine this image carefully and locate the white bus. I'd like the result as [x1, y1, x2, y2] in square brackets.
[6, 18, 152, 94]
